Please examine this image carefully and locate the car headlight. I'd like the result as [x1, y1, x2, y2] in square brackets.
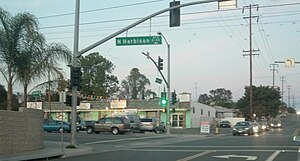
[277, 123, 281, 126]
[270, 123, 274, 126]
[262, 125, 266, 129]
[245, 128, 249, 130]
[233, 128, 237, 130]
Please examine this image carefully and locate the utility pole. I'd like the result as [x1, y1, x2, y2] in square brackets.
[280, 76, 286, 103]
[287, 85, 291, 108]
[292, 95, 295, 108]
[195, 82, 198, 101]
[270, 64, 278, 88]
[242, 4, 259, 120]
[70, 0, 80, 146]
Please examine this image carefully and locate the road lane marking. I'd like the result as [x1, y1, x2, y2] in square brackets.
[265, 150, 281, 161]
[213, 154, 257, 160]
[84, 135, 169, 145]
[176, 150, 213, 161]
[152, 145, 299, 148]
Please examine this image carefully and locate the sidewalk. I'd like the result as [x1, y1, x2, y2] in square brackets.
[0, 141, 93, 161]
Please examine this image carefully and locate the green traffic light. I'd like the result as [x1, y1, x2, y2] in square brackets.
[160, 91, 167, 107]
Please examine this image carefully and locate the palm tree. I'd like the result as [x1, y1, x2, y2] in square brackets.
[15, 40, 71, 107]
[0, 8, 39, 110]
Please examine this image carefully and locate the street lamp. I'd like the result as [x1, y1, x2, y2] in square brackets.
[157, 31, 171, 134]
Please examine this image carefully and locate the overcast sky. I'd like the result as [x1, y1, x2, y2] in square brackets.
[1, 0, 299, 110]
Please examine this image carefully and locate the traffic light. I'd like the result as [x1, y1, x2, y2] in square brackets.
[169, 1, 180, 27]
[71, 67, 82, 88]
[64, 95, 80, 107]
[160, 92, 167, 107]
[162, 108, 166, 113]
[65, 95, 72, 106]
[171, 91, 177, 105]
[172, 108, 175, 113]
[158, 56, 163, 71]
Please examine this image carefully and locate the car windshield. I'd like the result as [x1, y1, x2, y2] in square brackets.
[235, 122, 250, 126]
[140, 119, 153, 122]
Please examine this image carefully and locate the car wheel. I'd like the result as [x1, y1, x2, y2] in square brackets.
[233, 133, 236, 136]
[112, 127, 119, 135]
[154, 128, 159, 134]
[86, 127, 93, 134]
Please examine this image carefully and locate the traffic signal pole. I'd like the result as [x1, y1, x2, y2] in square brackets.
[70, 0, 80, 146]
[71, 0, 232, 141]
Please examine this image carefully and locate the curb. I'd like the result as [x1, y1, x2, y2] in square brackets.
[0, 141, 93, 161]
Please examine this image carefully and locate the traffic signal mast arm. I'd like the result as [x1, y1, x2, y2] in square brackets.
[78, 0, 230, 56]
[141, 52, 169, 88]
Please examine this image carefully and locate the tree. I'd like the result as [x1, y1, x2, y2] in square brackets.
[121, 68, 150, 99]
[236, 85, 281, 118]
[0, 8, 39, 110]
[80, 52, 119, 99]
[15, 35, 71, 107]
[0, 84, 20, 110]
[198, 93, 211, 105]
[198, 88, 234, 108]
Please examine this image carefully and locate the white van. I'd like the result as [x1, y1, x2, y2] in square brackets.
[113, 112, 141, 132]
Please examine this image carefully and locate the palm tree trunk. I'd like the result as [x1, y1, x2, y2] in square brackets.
[23, 83, 28, 108]
[7, 76, 13, 110]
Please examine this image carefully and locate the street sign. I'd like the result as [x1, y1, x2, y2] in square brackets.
[116, 36, 162, 46]
[200, 121, 210, 134]
[155, 78, 162, 84]
[218, 0, 237, 10]
[285, 58, 295, 68]
[32, 91, 42, 99]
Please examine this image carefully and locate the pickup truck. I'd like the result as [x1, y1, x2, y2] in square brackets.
[85, 117, 131, 135]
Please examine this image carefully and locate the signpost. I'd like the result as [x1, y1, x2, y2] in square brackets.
[116, 36, 162, 46]
[200, 121, 210, 134]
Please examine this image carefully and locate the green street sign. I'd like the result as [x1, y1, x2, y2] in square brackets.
[155, 78, 162, 84]
[116, 36, 162, 46]
[32, 91, 42, 99]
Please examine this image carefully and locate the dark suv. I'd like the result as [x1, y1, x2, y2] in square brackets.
[86, 117, 131, 135]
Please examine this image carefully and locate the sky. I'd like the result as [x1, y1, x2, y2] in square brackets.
[0, 0, 299, 110]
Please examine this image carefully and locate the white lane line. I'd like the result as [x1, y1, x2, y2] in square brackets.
[151, 145, 299, 148]
[176, 150, 213, 161]
[122, 149, 297, 152]
[265, 150, 281, 161]
[84, 135, 168, 145]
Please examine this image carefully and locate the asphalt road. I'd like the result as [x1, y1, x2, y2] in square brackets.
[48, 114, 300, 161]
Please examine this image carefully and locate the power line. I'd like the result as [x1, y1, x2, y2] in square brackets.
[37, 0, 167, 19]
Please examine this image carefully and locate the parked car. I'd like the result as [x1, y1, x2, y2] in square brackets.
[219, 120, 231, 128]
[44, 120, 70, 133]
[80, 120, 97, 131]
[113, 112, 142, 132]
[86, 117, 131, 135]
[232, 121, 254, 136]
[139, 118, 159, 133]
